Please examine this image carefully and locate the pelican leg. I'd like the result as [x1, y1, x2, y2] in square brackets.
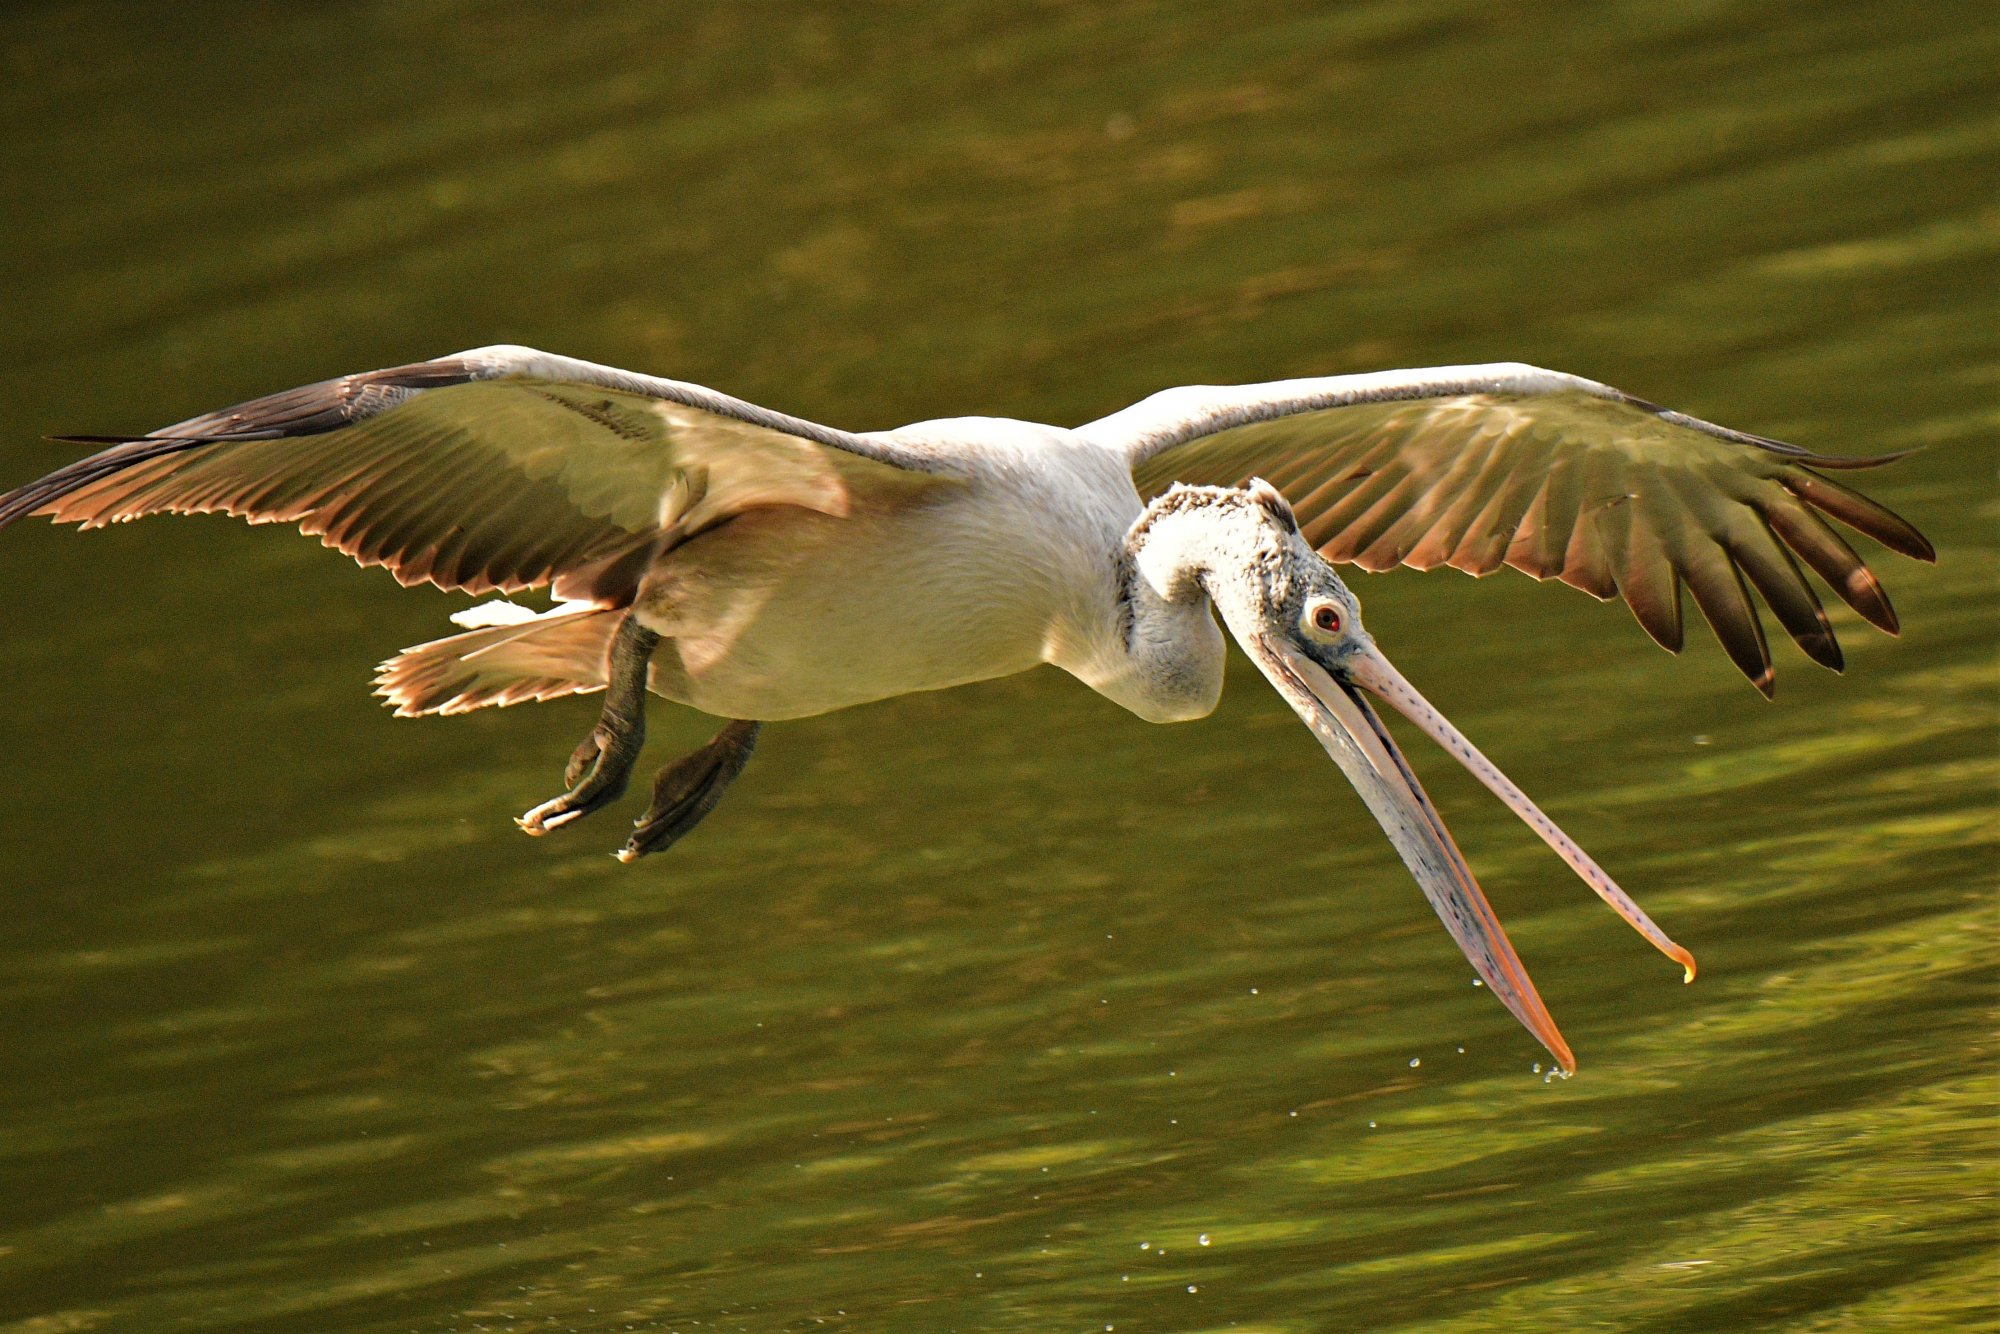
[517, 613, 661, 835]
[617, 720, 761, 863]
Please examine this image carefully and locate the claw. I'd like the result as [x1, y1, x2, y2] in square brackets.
[517, 798, 593, 835]
[515, 736, 637, 834]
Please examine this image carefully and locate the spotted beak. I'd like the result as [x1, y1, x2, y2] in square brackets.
[1246, 633, 1695, 1074]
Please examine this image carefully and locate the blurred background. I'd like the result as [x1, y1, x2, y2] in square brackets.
[0, 2, 1993, 1330]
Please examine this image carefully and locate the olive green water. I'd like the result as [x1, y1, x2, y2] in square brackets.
[0, 3, 1994, 1330]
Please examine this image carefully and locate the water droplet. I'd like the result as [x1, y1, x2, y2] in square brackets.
[1198, 1233, 1211, 1246]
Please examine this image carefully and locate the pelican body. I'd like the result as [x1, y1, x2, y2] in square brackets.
[624, 417, 1151, 723]
[0, 346, 1934, 1071]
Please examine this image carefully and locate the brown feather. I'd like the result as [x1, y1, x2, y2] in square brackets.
[1401, 424, 1518, 570]
[1763, 503, 1901, 634]
[4, 355, 938, 608]
[1618, 508, 1684, 652]
[1311, 466, 1422, 562]
[374, 607, 619, 717]
[1352, 424, 1504, 570]
[1677, 541, 1774, 696]
[1504, 444, 1590, 581]
[1441, 452, 1555, 578]
[1787, 472, 1934, 561]
[1724, 514, 1842, 671]
[1557, 499, 1621, 601]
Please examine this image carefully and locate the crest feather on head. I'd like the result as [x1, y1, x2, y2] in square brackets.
[1246, 477, 1299, 535]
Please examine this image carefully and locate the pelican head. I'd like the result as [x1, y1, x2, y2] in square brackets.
[1131, 481, 1694, 1072]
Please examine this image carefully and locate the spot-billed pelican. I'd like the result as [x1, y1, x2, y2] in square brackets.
[0, 347, 1934, 1069]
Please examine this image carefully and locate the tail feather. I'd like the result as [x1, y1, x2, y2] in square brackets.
[375, 606, 620, 717]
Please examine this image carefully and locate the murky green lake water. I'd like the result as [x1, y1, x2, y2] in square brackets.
[1, 3, 1994, 1330]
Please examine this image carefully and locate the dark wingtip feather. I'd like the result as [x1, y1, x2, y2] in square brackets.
[1797, 629, 1845, 673]
[1627, 582, 1684, 653]
[1, 436, 209, 532]
[1789, 472, 1935, 562]
[1650, 409, 1924, 473]
[1779, 445, 1925, 471]
[1870, 587, 1903, 637]
[1682, 555, 1774, 692]
[49, 433, 248, 446]
[1763, 504, 1903, 635]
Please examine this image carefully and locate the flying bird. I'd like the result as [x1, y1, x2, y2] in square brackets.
[0, 347, 1934, 1070]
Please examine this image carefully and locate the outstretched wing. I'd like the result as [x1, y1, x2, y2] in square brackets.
[1083, 363, 1934, 694]
[0, 345, 950, 605]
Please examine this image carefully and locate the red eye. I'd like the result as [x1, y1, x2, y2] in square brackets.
[1312, 605, 1341, 634]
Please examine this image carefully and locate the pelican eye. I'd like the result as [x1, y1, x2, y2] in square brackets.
[1307, 602, 1342, 637]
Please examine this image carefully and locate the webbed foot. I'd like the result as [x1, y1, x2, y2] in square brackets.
[515, 612, 660, 836]
[617, 720, 761, 862]
[518, 719, 643, 834]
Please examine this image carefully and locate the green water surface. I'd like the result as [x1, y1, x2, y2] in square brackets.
[0, 3, 1994, 1330]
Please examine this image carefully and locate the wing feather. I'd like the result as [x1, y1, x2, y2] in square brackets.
[1503, 444, 1591, 582]
[1093, 363, 1931, 688]
[1763, 502, 1901, 635]
[1446, 447, 1554, 578]
[1330, 471, 1433, 571]
[1, 346, 948, 603]
[1678, 543, 1773, 695]
[1402, 420, 1515, 571]
[1398, 421, 1515, 572]
[1788, 471, 1933, 560]
[1618, 505, 1685, 653]
[1357, 416, 1501, 571]
[1556, 498, 1620, 602]
[1718, 509, 1841, 672]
